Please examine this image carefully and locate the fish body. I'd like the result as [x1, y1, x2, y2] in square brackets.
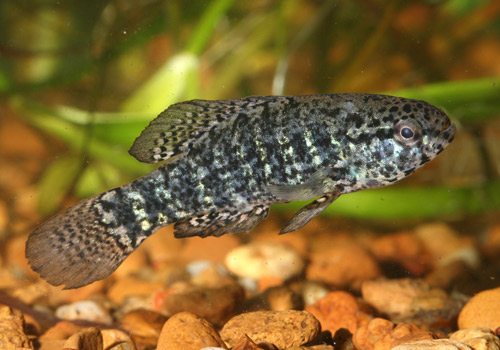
[26, 94, 456, 288]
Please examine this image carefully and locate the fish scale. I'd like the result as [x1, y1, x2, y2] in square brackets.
[26, 93, 456, 288]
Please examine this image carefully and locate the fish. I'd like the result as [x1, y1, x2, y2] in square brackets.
[25, 94, 456, 289]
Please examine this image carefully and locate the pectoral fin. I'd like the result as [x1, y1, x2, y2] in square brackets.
[267, 168, 337, 202]
[279, 192, 340, 234]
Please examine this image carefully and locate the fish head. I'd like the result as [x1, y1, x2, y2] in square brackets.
[344, 95, 456, 189]
[389, 99, 456, 171]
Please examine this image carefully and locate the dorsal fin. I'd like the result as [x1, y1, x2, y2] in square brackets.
[129, 98, 267, 163]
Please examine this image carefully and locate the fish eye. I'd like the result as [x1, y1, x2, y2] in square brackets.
[394, 121, 421, 146]
[400, 127, 415, 139]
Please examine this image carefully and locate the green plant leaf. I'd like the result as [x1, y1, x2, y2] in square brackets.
[272, 182, 500, 220]
[387, 76, 500, 123]
[120, 52, 200, 113]
[37, 156, 82, 216]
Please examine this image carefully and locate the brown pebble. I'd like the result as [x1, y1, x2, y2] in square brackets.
[305, 291, 372, 335]
[0, 306, 33, 349]
[107, 277, 164, 304]
[107, 342, 134, 350]
[149, 262, 190, 286]
[241, 285, 303, 313]
[162, 282, 244, 327]
[232, 335, 268, 350]
[0, 200, 8, 240]
[415, 223, 474, 266]
[10, 281, 52, 305]
[220, 310, 320, 349]
[306, 242, 380, 289]
[369, 231, 431, 275]
[450, 327, 500, 350]
[40, 321, 83, 340]
[38, 321, 82, 350]
[101, 329, 135, 350]
[257, 276, 285, 293]
[425, 259, 472, 289]
[190, 262, 236, 288]
[120, 309, 168, 347]
[361, 278, 455, 319]
[287, 346, 334, 350]
[353, 318, 435, 350]
[265, 285, 303, 311]
[458, 287, 500, 331]
[157, 312, 227, 350]
[63, 327, 103, 350]
[391, 339, 472, 350]
[39, 338, 66, 350]
[481, 224, 500, 259]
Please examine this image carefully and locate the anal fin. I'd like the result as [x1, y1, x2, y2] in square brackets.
[279, 192, 339, 234]
[174, 205, 269, 238]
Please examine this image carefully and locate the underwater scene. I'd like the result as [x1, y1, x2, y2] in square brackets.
[0, 1, 500, 349]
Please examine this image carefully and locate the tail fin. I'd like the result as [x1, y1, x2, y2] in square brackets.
[26, 191, 141, 289]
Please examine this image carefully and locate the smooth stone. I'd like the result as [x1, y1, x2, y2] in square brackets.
[353, 318, 435, 350]
[63, 327, 103, 350]
[55, 300, 113, 325]
[361, 278, 455, 318]
[305, 291, 372, 335]
[101, 329, 136, 350]
[306, 242, 380, 289]
[161, 282, 244, 327]
[458, 287, 500, 331]
[368, 231, 430, 275]
[221, 310, 320, 349]
[157, 312, 227, 350]
[301, 281, 329, 307]
[107, 276, 164, 304]
[120, 308, 167, 338]
[225, 242, 304, 280]
[391, 339, 472, 350]
[450, 327, 500, 350]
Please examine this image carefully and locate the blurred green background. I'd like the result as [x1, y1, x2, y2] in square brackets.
[1, 0, 499, 221]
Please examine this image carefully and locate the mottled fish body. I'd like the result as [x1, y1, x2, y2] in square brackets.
[26, 94, 456, 288]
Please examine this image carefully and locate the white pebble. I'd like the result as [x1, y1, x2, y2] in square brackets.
[225, 242, 304, 280]
[55, 300, 112, 325]
[302, 281, 329, 306]
[186, 260, 228, 276]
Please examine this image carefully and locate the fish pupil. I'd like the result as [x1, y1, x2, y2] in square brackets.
[401, 127, 414, 139]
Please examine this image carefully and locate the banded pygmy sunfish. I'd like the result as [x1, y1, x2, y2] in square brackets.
[26, 94, 456, 288]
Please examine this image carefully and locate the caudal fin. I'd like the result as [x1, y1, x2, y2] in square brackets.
[25, 193, 138, 289]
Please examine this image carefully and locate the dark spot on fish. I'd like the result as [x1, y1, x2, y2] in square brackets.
[376, 128, 392, 140]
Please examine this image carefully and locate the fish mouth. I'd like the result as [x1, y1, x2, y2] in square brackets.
[432, 122, 456, 155]
[441, 122, 456, 143]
